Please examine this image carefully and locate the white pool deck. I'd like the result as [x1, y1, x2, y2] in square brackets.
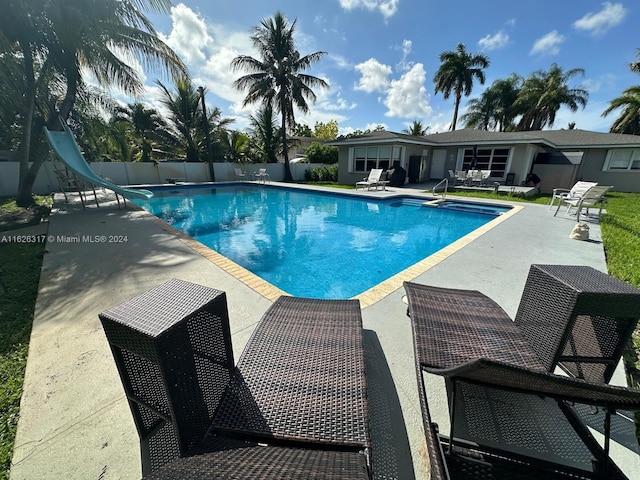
[9, 181, 640, 479]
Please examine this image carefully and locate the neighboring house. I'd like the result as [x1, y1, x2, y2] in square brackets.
[278, 136, 326, 163]
[329, 129, 640, 193]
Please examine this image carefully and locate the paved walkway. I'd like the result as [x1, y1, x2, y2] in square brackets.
[9, 184, 639, 479]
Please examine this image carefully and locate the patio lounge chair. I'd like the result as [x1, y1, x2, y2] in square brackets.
[548, 181, 597, 211]
[355, 168, 383, 190]
[99, 280, 371, 479]
[554, 185, 613, 221]
[404, 264, 640, 479]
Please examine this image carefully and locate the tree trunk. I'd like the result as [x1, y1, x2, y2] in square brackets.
[450, 93, 461, 131]
[198, 87, 216, 182]
[16, 48, 37, 207]
[17, 74, 78, 205]
[281, 102, 293, 182]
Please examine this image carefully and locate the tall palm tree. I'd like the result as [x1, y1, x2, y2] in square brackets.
[249, 104, 281, 164]
[111, 102, 166, 162]
[433, 43, 490, 131]
[514, 64, 588, 131]
[602, 85, 640, 135]
[462, 74, 522, 131]
[461, 95, 496, 131]
[157, 77, 204, 162]
[402, 120, 430, 136]
[231, 11, 328, 182]
[5, 0, 187, 206]
[488, 74, 522, 132]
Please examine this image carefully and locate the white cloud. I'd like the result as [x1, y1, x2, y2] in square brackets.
[478, 31, 509, 51]
[530, 31, 565, 56]
[160, 3, 212, 64]
[383, 63, 432, 119]
[328, 54, 352, 69]
[338, 0, 400, 19]
[354, 58, 393, 93]
[395, 39, 414, 71]
[573, 2, 627, 36]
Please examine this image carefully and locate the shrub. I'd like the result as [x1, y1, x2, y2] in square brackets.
[304, 164, 338, 182]
[304, 142, 338, 164]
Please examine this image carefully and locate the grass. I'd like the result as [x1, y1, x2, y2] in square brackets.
[0, 197, 48, 479]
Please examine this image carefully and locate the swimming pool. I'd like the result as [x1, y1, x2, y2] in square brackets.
[133, 185, 509, 299]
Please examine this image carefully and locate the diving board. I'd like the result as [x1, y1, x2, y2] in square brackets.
[43, 123, 153, 200]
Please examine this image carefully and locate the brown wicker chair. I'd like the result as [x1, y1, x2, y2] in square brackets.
[100, 281, 371, 479]
[404, 274, 640, 480]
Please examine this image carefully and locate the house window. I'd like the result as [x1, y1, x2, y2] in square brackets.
[462, 147, 509, 178]
[605, 149, 640, 171]
[352, 146, 401, 173]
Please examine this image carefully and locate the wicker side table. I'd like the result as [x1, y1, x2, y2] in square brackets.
[515, 264, 640, 384]
[99, 279, 234, 475]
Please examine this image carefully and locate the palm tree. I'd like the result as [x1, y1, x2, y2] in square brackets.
[249, 104, 281, 164]
[111, 102, 166, 162]
[488, 75, 522, 132]
[630, 49, 640, 74]
[433, 43, 490, 131]
[462, 74, 522, 131]
[515, 64, 588, 131]
[461, 95, 496, 131]
[224, 131, 250, 163]
[602, 86, 640, 135]
[402, 120, 430, 136]
[5, 0, 187, 206]
[157, 77, 206, 162]
[231, 11, 328, 182]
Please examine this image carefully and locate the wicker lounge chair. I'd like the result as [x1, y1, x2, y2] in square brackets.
[99, 280, 371, 479]
[404, 265, 640, 480]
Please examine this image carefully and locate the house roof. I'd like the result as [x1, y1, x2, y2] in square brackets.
[330, 128, 640, 150]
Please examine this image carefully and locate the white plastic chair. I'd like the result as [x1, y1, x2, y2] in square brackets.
[234, 168, 246, 180]
[355, 169, 383, 190]
[255, 168, 270, 184]
[554, 185, 612, 221]
[548, 181, 597, 210]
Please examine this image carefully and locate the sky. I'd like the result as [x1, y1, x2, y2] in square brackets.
[136, 1, 640, 135]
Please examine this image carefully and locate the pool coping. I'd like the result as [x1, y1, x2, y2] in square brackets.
[134, 182, 523, 307]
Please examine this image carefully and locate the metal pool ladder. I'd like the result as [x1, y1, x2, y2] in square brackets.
[432, 178, 448, 198]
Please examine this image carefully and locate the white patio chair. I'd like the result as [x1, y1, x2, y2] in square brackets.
[255, 168, 270, 184]
[355, 169, 383, 190]
[548, 181, 597, 210]
[554, 185, 612, 221]
[234, 168, 247, 180]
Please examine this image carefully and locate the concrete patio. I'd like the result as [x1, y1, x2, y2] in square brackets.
[9, 183, 639, 479]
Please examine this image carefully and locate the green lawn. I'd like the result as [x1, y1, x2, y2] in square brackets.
[0, 197, 48, 479]
[0, 241, 44, 479]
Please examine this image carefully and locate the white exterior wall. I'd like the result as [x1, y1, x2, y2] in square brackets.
[0, 161, 327, 196]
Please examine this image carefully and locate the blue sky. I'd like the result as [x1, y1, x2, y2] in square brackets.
[139, 1, 640, 134]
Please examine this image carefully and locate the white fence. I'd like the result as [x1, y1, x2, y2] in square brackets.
[0, 161, 325, 197]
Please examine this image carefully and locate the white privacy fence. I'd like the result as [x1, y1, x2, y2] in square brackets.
[0, 161, 325, 197]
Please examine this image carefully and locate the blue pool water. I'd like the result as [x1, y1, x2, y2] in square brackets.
[133, 185, 507, 299]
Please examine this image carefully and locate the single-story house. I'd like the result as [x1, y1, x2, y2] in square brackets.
[329, 129, 640, 193]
